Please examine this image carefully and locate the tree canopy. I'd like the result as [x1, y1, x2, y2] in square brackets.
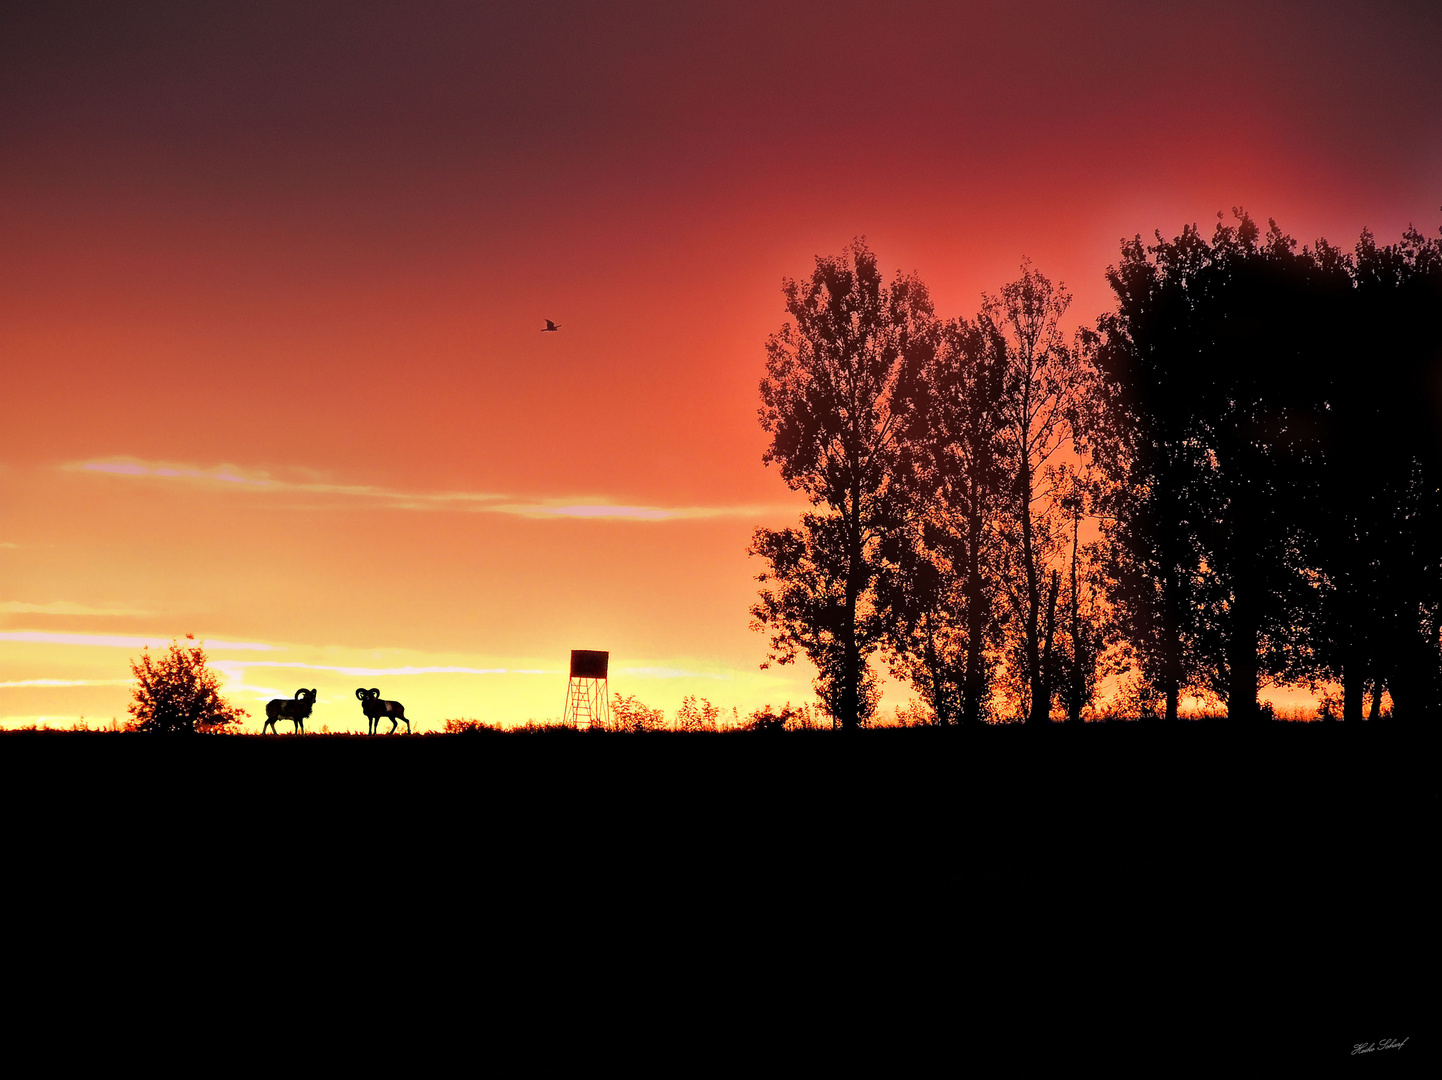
[753, 214, 1442, 725]
[128, 636, 249, 734]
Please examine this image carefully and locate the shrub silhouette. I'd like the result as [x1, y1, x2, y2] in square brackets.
[128, 636, 248, 734]
[609, 694, 666, 733]
[675, 695, 721, 732]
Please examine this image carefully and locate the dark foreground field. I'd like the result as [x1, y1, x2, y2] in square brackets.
[4, 721, 1431, 900]
[3, 721, 1430, 1064]
[5, 720, 1430, 886]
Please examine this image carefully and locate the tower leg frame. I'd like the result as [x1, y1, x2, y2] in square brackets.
[563, 676, 610, 729]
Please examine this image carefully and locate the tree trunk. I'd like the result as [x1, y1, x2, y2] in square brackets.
[962, 511, 988, 727]
[1226, 583, 1260, 723]
[841, 479, 864, 730]
[842, 576, 860, 730]
[1161, 560, 1181, 723]
[1067, 512, 1085, 724]
[1342, 652, 1365, 723]
[1019, 460, 1043, 724]
[1032, 570, 1059, 725]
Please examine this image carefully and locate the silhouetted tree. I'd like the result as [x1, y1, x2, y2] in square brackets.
[877, 317, 1011, 725]
[983, 262, 1087, 723]
[128, 635, 248, 734]
[1313, 223, 1442, 722]
[749, 239, 935, 729]
[1053, 470, 1115, 723]
[1092, 210, 1378, 721]
[1193, 214, 1340, 721]
[1088, 231, 1218, 720]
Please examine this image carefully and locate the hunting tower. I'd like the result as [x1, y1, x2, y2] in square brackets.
[563, 649, 610, 729]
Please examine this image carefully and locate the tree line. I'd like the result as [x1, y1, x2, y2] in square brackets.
[749, 211, 1442, 729]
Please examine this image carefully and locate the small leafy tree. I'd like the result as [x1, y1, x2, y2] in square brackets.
[128, 635, 248, 733]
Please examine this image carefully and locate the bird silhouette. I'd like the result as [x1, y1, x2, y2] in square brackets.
[542, 320, 561, 332]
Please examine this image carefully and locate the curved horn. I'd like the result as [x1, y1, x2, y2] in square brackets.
[356, 688, 367, 701]
[295, 689, 306, 700]
[368, 688, 380, 699]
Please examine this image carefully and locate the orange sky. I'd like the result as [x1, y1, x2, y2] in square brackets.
[3, 1, 1440, 729]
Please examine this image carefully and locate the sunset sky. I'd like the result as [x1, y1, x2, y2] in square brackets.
[3, 1, 1439, 730]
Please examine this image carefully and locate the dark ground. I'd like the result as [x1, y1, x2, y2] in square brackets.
[3, 721, 1431, 1067]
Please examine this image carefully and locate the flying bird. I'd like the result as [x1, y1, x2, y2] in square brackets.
[542, 320, 561, 332]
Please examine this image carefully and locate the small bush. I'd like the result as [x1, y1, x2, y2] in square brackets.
[889, 701, 935, 728]
[675, 695, 721, 732]
[610, 694, 666, 733]
[442, 718, 503, 734]
[744, 702, 827, 732]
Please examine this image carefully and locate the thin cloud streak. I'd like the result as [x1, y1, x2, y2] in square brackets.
[70, 458, 506, 506]
[0, 631, 279, 650]
[209, 660, 556, 677]
[0, 678, 132, 687]
[67, 458, 798, 521]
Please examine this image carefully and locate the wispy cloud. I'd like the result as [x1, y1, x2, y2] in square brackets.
[0, 678, 132, 687]
[210, 660, 552, 678]
[1, 601, 154, 617]
[518, 503, 781, 521]
[69, 458, 506, 507]
[0, 631, 278, 651]
[66, 457, 796, 522]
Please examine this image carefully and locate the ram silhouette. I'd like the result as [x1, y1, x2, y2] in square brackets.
[356, 687, 411, 734]
[264, 688, 318, 734]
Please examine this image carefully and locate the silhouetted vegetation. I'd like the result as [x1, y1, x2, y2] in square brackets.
[1090, 211, 1442, 723]
[749, 241, 935, 729]
[127, 636, 248, 734]
[743, 701, 826, 732]
[674, 695, 722, 732]
[608, 693, 667, 733]
[754, 216, 1442, 724]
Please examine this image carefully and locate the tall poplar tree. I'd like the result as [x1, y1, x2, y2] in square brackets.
[876, 316, 1011, 725]
[984, 262, 1086, 724]
[749, 239, 935, 728]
